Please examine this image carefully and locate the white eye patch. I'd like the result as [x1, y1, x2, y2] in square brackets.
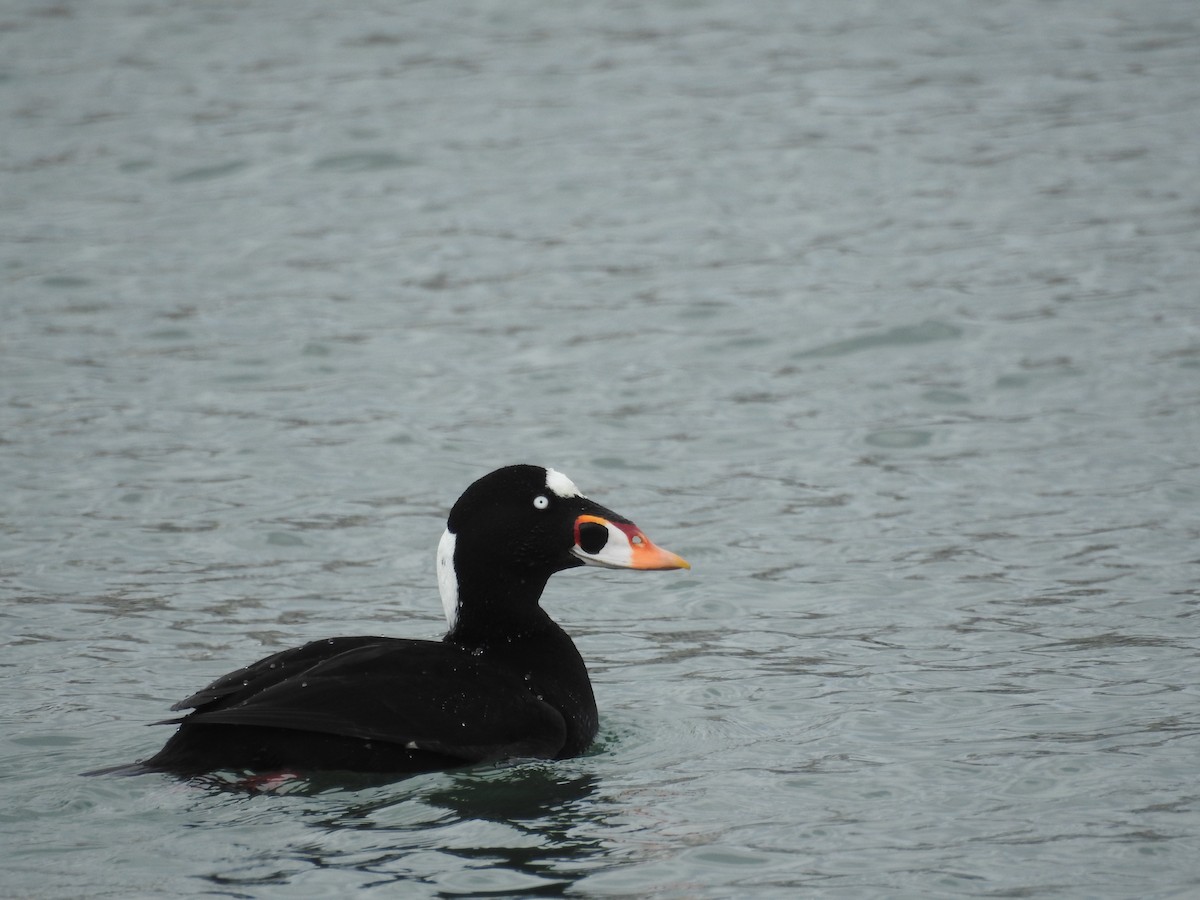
[533, 495, 549, 510]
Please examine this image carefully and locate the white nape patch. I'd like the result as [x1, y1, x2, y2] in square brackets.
[436, 528, 459, 631]
[545, 467, 583, 499]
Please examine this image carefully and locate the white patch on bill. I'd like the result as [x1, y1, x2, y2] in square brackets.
[571, 520, 634, 568]
[545, 468, 582, 499]
[437, 528, 459, 631]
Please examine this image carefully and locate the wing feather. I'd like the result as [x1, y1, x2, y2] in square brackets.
[173, 639, 567, 763]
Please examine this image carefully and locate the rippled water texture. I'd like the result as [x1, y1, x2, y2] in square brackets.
[3, 1, 1199, 897]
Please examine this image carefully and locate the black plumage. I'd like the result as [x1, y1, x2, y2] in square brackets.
[115, 464, 688, 777]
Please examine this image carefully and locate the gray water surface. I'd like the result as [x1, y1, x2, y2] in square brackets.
[3, 1, 1200, 897]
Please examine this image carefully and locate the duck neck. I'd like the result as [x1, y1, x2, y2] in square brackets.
[441, 568, 598, 759]
[445, 568, 554, 644]
[437, 526, 563, 639]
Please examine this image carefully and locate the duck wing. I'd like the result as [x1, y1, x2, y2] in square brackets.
[168, 638, 567, 763]
[167, 635, 388, 713]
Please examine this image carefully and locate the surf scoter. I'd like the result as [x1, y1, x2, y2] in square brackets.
[122, 465, 688, 776]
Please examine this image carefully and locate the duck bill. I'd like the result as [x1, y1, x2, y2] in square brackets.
[570, 514, 690, 571]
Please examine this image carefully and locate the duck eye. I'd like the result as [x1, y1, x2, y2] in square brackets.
[533, 495, 549, 510]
